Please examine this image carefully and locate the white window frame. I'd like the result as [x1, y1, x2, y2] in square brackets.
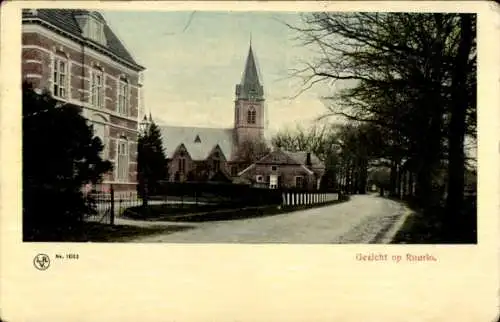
[269, 175, 278, 189]
[117, 78, 129, 116]
[88, 17, 104, 43]
[52, 56, 69, 99]
[91, 116, 107, 159]
[116, 139, 129, 182]
[91, 68, 104, 108]
[256, 175, 263, 183]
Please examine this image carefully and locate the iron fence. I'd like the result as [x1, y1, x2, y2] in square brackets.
[84, 186, 144, 225]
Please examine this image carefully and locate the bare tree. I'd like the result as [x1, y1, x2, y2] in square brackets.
[233, 139, 271, 166]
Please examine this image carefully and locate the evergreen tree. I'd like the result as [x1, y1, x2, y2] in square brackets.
[23, 81, 112, 239]
[137, 121, 167, 198]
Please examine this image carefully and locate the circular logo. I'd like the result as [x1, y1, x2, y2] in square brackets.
[33, 253, 50, 271]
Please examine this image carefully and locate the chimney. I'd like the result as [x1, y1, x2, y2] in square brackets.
[306, 152, 312, 167]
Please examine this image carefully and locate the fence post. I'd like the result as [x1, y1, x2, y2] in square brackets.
[110, 185, 115, 225]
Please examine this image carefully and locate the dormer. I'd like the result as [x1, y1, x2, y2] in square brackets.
[74, 11, 107, 46]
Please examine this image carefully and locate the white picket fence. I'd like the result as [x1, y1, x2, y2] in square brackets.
[281, 192, 339, 206]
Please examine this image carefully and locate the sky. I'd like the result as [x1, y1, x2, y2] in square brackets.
[100, 11, 337, 135]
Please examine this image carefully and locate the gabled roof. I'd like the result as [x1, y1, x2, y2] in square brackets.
[284, 151, 325, 171]
[22, 9, 144, 71]
[159, 125, 234, 161]
[237, 149, 320, 176]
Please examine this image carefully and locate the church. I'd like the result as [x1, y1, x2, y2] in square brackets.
[157, 43, 326, 190]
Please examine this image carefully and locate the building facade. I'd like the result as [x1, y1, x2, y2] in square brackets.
[237, 149, 325, 190]
[22, 9, 146, 197]
[159, 43, 325, 189]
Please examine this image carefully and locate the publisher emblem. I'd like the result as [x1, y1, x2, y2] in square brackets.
[33, 253, 50, 271]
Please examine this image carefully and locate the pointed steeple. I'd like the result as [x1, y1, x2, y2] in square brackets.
[236, 40, 264, 100]
[241, 43, 261, 86]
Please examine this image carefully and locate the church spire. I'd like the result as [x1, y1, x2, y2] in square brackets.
[240, 41, 261, 86]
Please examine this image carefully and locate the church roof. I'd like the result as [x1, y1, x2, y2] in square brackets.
[241, 44, 262, 86]
[22, 9, 144, 71]
[159, 125, 234, 161]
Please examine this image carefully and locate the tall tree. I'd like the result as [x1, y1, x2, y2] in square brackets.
[233, 139, 271, 167]
[23, 82, 112, 239]
[445, 14, 476, 240]
[272, 123, 342, 190]
[289, 12, 476, 211]
[137, 121, 168, 199]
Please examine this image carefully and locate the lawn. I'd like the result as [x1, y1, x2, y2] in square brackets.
[122, 196, 350, 223]
[24, 222, 193, 242]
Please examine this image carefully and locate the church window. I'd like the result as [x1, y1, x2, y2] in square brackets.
[247, 107, 256, 124]
[178, 158, 186, 174]
[213, 160, 220, 172]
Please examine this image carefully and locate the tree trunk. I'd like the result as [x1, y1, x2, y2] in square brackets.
[402, 170, 408, 198]
[408, 172, 414, 197]
[389, 160, 398, 197]
[446, 14, 474, 240]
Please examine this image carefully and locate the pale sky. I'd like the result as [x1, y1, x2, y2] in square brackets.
[100, 11, 336, 135]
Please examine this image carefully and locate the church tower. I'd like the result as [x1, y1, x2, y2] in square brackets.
[234, 42, 265, 147]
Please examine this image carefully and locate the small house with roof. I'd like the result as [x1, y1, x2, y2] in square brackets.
[237, 149, 326, 189]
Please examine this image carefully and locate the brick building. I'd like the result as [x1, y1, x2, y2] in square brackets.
[22, 9, 145, 197]
[237, 149, 325, 190]
[159, 42, 325, 189]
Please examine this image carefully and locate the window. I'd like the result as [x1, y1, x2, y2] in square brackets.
[178, 158, 186, 174]
[118, 78, 129, 115]
[271, 165, 277, 171]
[256, 175, 263, 182]
[269, 175, 278, 189]
[213, 160, 220, 172]
[88, 18, 104, 44]
[194, 135, 201, 143]
[89, 19, 97, 40]
[91, 68, 104, 108]
[116, 140, 129, 182]
[231, 166, 238, 176]
[247, 107, 256, 124]
[295, 176, 304, 188]
[92, 121, 106, 158]
[52, 57, 68, 98]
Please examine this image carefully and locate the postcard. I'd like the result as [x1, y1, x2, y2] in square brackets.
[1, 1, 498, 321]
